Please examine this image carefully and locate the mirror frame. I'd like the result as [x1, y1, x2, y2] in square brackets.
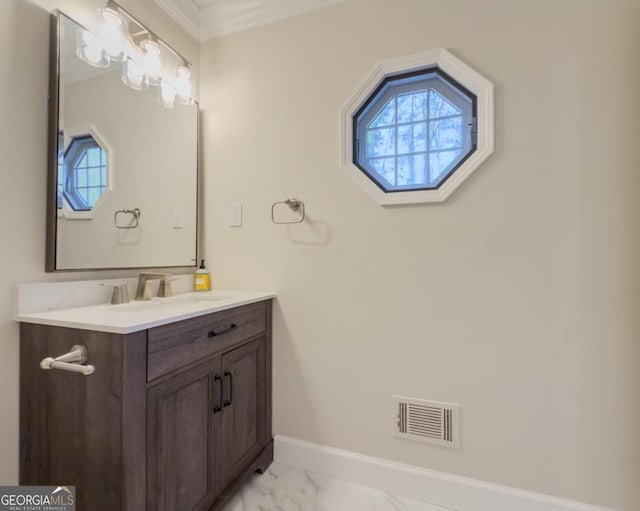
[46, 10, 199, 272]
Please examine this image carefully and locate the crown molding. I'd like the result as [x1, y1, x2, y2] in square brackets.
[154, 0, 347, 41]
[154, 0, 203, 41]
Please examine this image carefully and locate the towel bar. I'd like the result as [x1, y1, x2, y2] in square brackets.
[40, 345, 95, 376]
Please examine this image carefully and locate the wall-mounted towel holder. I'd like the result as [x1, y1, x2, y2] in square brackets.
[114, 208, 141, 229]
[40, 345, 95, 376]
[271, 198, 305, 224]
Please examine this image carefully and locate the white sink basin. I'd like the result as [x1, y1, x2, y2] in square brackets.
[111, 300, 178, 312]
[111, 292, 233, 312]
[180, 294, 231, 303]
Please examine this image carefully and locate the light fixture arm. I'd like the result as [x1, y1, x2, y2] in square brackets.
[105, 0, 191, 70]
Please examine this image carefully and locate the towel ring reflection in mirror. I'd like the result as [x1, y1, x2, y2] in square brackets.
[114, 208, 141, 229]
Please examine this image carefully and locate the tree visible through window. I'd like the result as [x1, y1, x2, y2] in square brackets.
[63, 135, 107, 211]
[354, 69, 476, 192]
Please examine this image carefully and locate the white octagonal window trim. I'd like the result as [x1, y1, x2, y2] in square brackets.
[341, 48, 494, 206]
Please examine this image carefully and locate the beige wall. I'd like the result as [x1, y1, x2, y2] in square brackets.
[200, 0, 640, 509]
[0, 0, 49, 486]
[0, 0, 198, 485]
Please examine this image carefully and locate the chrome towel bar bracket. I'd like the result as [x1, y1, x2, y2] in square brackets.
[40, 345, 95, 376]
[271, 198, 305, 224]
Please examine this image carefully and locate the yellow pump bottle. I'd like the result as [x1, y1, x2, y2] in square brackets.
[194, 259, 211, 291]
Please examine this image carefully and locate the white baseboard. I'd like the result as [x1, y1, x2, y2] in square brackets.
[273, 435, 615, 511]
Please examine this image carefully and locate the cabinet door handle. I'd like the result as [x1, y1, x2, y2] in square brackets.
[223, 370, 233, 407]
[213, 374, 223, 413]
[208, 323, 238, 338]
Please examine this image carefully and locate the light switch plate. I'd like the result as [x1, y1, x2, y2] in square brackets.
[229, 204, 243, 227]
[172, 207, 184, 229]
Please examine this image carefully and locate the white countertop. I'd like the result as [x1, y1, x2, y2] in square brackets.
[16, 290, 275, 334]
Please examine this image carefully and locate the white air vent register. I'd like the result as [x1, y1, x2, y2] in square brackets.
[393, 396, 460, 448]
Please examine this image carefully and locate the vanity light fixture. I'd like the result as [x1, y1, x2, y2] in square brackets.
[76, 29, 109, 68]
[159, 80, 177, 108]
[75, 0, 194, 107]
[98, 7, 125, 62]
[175, 66, 194, 106]
[122, 58, 149, 90]
[141, 39, 163, 86]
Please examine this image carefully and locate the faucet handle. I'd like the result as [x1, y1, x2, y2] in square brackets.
[101, 283, 130, 304]
[142, 280, 154, 300]
[158, 277, 174, 298]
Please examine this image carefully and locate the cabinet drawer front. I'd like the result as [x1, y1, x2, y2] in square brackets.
[147, 301, 266, 382]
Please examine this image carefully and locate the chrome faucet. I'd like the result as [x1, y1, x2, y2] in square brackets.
[135, 273, 167, 300]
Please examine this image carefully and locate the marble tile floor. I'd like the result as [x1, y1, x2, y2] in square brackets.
[222, 462, 454, 511]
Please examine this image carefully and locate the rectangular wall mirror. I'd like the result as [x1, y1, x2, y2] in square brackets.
[46, 10, 198, 272]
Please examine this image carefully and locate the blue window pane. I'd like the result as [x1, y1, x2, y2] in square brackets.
[57, 138, 64, 200]
[369, 157, 396, 186]
[88, 169, 102, 187]
[369, 98, 396, 128]
[367, 127, 396, 158]
[87, 147, 101, 167]
[57, 163, 64, 209]
[398, 154, 427, 186]
[429, 150, 460, 182]
[397, 94, 412, 123]
[429, 89, 460, 118]
[397, 123, 427, 154]
[397, 125, 411, 155]
[430, 117, 463, 150]
[412, 122, 427, 152]
[398, 91, 427, 123]
[76, 168, 87, 187]
[88, 188, 101, 206]
[75, 152, 87, 169]
[77, 187, 89, 204]
[413, 92, 427, 121]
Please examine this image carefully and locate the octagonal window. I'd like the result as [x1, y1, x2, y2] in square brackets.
[342, 49, 494, 205]
[354, 69, 476, 193]
[63, 135, 107, 211]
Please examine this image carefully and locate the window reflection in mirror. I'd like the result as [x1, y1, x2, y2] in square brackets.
[64, 135, 107, 211]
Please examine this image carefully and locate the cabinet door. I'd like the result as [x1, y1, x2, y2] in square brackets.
[147, 356, 222, 511]
[218, 336, 267, 489]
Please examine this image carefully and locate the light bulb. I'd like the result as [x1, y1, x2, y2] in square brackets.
[141, 39, 163, 86]
[122, 58, 149, 90]
[159, 80, 177, 108]
[176, 66, 194, 105]
[82, 29, 100, 47]
[82, 46, 104, 66]
[99, 7, 126, 62]
[76, 29, 109, 68]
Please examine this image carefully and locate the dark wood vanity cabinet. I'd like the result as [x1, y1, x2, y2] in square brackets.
[20, 300, 273, 511]
[147, 336, 267, 511]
